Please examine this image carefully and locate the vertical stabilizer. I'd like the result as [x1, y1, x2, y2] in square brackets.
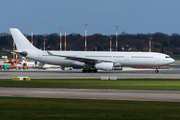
[10, 28, 38, 51]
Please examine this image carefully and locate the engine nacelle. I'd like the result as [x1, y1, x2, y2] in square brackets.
[113, 67, 122, 70]
[95, 62, 114, 70]
[95, 62, 123, 71]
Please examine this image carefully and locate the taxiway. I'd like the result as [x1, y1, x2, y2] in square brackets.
[0, 65, 180, 79]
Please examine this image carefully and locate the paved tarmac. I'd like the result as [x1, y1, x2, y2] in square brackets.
[1, 87, 180, 102]
[0, 62, 180, 102]
[0, 62, 180, 79]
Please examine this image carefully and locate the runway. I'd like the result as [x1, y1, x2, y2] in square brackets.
[0, 67, 180, 79]
[1, 87, 180, 102]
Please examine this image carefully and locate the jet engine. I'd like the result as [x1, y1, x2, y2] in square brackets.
[95, 62, 122, 71]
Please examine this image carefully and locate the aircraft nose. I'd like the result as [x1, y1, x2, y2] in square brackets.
[171, 58, 175, 63]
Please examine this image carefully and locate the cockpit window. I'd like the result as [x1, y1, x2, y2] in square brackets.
[165, 56, 170, 58]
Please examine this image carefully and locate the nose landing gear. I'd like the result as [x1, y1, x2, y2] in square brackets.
[155, 69, 159, 73]
[155, 67, 159, 73]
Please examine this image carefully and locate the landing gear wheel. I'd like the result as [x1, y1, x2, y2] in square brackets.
[155, 70, 159, 73]
[88, 69, 92, 73]
[93, 69, 98, 73]
[82, 68, 87, 73]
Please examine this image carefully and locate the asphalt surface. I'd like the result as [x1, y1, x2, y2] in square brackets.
[0, 87, 180, 102]
[0, 61, 180, 102]
[0, 62, 180, 79]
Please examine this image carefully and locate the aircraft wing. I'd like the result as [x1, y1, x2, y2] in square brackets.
[47, 51, 116, 64]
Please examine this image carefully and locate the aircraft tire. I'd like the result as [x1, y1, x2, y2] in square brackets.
[93, 69, 98, 73]
[88, 69, 92, 73]
[155, 70, 159, 73]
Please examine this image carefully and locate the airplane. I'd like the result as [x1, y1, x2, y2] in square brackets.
[8, 28, 175, 73]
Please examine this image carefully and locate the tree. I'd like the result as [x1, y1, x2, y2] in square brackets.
[132, 39, 144, 51]
[0, 36, 9, 46]
[37, 38, 42, 49]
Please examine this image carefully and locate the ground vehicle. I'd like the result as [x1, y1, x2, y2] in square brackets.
[0, 65, 3, 70]
[3, 65, 11, 70]
[10, 65, 16, 69]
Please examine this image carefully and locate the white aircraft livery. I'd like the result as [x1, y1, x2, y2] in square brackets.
[9, 28, 174, 73]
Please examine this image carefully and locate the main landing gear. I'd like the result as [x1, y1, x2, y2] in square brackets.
[82, 67, 98, 73]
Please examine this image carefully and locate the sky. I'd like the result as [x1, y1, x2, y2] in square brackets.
[1, 0, 180, 35]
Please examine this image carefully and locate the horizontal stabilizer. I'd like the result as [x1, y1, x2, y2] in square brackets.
[3, 48, 27, 57]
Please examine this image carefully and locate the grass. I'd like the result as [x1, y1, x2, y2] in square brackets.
[1, 78, 180, 90]
[1, 79, 180, 119]
[0, 97, 180, 120]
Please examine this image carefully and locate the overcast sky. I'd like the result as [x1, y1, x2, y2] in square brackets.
[1, 0, 180, 35]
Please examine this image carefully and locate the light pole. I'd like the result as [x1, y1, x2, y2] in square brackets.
[60, 27, 62, 51]
[85, 24, 88, 51]
[115, 26, 118, 52]
[44, 38, 47, 51]
[149, 37, 153, 52]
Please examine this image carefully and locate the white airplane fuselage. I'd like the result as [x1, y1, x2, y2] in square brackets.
[9, 28, 175, 72]
[26, 49, 173, 67]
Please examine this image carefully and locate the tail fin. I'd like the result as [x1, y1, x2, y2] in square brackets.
[9, 28, 38, 51]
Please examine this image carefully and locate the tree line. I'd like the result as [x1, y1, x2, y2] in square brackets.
[0, 32, 180, 55]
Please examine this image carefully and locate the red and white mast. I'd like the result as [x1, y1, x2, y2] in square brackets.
[149, 37, 152, 52]
[116, 26, 118, 52]
[13, 40, 15, 60]
[85, 24, 88, 51]
[44, 38, 46, 51]
[110, 37, 112, 52]
[16, 47, 18, 63]
[60, 27, 62, 51]
[65, 28, 66, 51]
[31, 28, 33, 44]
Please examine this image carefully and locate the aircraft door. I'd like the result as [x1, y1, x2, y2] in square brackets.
[38, 51, 42, 59]
[77, 53, 81, 57]
[124, 54, 130, 65]
[156, 55, 160, 61]
[125, 54, 129, 60]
